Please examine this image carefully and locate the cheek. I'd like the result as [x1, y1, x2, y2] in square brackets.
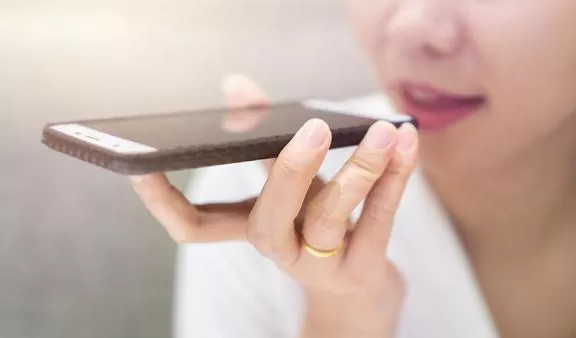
[471, 2, 576, 130]
[421, 3, 576, 177]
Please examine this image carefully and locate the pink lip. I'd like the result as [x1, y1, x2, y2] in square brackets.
[397, 83, 485, 131]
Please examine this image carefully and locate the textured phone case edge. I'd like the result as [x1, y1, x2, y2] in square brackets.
[42, 123, 396, 175]
[42, 104, 416, 175]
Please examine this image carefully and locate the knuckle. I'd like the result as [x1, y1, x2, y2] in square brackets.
[336, 270, 376, 295]
[386, 264, 406, 291]
[313, 217, 343, 233]
[246, 216, 268, 247]
[361, 203, 385, 224]
[302, 220, 347, 250]
[366, 204, 397, 228]
[365, 196, 395, 221]
[276, 156, 308, 177]
[389, 164, 407, 178]
[247, 228, 290, 261]
[246, 228, 270, 250]
[247, 209, 270, 244]
[348, 156, 382, 183]
[381, 200, 399, 218]
[271, 245, 297, 265]
[246, 217, 275, 255]
[388, 154, 413, 177]
[341, 262, 393, 293]
[247, 215, 297, 264]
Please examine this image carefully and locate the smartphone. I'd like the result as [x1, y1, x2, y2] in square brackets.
[42, 100, 415, 175]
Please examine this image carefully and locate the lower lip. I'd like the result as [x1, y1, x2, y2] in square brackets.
[399, 91, 485, 132]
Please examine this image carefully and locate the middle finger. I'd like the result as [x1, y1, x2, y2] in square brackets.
[248, 119, 331, 264]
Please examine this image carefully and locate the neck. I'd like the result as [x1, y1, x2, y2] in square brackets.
[425, 128, 576, 259]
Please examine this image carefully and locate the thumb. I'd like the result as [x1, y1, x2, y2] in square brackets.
[221, 75, 270, 133]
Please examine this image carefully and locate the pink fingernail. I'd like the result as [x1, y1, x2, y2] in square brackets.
[363, 121, 393, 149]
[295, 119, 328, 149]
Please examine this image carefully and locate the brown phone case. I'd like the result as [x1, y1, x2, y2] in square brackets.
[42, 105, 415, 175]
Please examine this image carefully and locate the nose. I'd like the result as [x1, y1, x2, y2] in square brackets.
[386, 0, 463, 58]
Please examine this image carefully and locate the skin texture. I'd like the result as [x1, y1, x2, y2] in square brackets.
[131, 1, 576, 337]
[347, 0, 576, 336]
[348, 0, 576, 177]
[131, 75, 418, 338]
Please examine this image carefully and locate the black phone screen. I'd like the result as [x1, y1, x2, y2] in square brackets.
[78, 102, 403, 150]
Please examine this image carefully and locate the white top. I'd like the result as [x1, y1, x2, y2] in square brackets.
[174, 95, 499, 338]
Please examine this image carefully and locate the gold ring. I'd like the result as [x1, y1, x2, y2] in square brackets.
[302, 237, 345, 258]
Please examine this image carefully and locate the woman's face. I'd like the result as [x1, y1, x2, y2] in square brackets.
[347, 0, 576, 178]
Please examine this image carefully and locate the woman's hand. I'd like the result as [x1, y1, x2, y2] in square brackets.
[129, 75, 419, 338]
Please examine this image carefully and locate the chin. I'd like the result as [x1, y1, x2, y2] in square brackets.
[416, 114, 505, 181]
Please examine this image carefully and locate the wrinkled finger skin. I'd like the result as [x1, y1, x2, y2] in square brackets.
[128, 75, 420, 333]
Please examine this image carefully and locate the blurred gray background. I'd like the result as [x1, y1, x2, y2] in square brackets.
[0, 1, 375, 337]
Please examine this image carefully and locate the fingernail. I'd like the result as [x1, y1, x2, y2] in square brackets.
[396, 123, 417, 151]
[295, 119, 328, 149]
[362, 121, 393, 149]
